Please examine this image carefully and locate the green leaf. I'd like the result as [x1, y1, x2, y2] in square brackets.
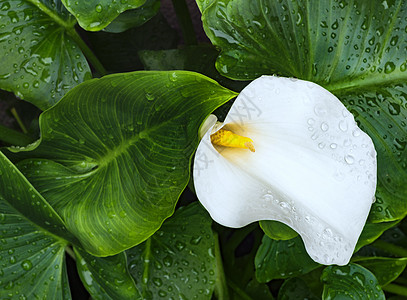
[260, 220, 298, 241]
[0, 154, 71, 298]
[195, 0, 215, 13]
[255, 235, 319, 283]
[353, 257, 407, 287]
[321, 263, 385, 299]
[244, 279, 274, 300]
[126, 203, 217, 299]
[278, 278, 319, 300]
[74, 247, 140, 299]
[84, 13, 178, 73]
[10, 71, 237, 256]
[355, 220, 399, 252]
[217, 225, 266, 300]
[337, 86, 407, 223]
[0, 0, 92, 110]
[139, 45, 247, 92]
[61, 0, 146, 31]
[0, 151, 76, 243]
[103, 0, 160, 33]
[201, 0, 407, 223]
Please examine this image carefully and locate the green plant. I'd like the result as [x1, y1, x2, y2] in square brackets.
[0, 0, 406, 298]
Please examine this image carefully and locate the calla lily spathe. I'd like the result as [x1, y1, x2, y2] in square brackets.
[193, 76, 377, 266]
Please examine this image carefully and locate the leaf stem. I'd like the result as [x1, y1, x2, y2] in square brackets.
[26, 0, 77, 29]
[383, 283, 407, 297]
[0, 124, 33, 146]
[171, 0, 198, 45]
[371, 240, 407, 257]
[67, 28, 108, 77]
[10, 108, 28, 134]
[214, 232, 229, 300]
[65, 246, 76, 261]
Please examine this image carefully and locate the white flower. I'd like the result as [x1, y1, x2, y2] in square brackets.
[193, 76, 377, 265]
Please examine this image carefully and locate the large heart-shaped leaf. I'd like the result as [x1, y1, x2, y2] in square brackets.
[199, 0, 407, 223]
[74, 247, 140, 299]
[127, 203, 217, 299]
[0, 0, 92, 110]
[0, 152, 71, 299]
[9, 71, 237, 256]
[61, 0, 146, 31]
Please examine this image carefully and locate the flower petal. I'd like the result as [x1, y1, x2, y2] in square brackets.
[193, 76, 377, 265]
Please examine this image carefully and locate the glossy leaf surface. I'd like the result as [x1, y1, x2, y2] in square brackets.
[321, 263, 385, 299]
[0, 152, 75, 242]
[0, 153, 71, 299]
[355, 220, 400, 252]
[255, 235, 319, 283]
[260, 220, 298, 241]
[12, 71, 237, 256]
[103, 0, 160, 33]
[74, 247, 140, 299]
[127, 203, 217, 299]
[61, 0, 145, 31]
[278, 278, 319, 300]
[354, 257, 407, 287]
[0, 0, 91, 110]
[199, 0, 407, 223]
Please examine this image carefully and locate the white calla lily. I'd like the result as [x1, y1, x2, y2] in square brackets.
[193, 76, 377, 266]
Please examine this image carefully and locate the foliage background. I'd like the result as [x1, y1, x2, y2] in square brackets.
[0, 0, 406, 299]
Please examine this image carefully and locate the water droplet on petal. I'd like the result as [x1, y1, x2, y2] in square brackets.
[339, 120, 348, 131]
[344, 155, 355, 165]
[321, 122, 329, 131]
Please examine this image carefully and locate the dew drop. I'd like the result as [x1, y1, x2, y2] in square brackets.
[169, 72, 178, 82]
[352, 128, 361, 137]
[21, 260, 32, 271]
[145, 93, 155, 101]
[95, 4, 103, 12]
[344, 155, 355, 165]
[321, 122, 329, 131]
[339, 120, 348, 131]
[163, 255, 173, 267]
[190, 236, 202, 245]
[384, 61, 396, 74]
[152, 277, 163, 287]
[175, 241, 186, 251]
